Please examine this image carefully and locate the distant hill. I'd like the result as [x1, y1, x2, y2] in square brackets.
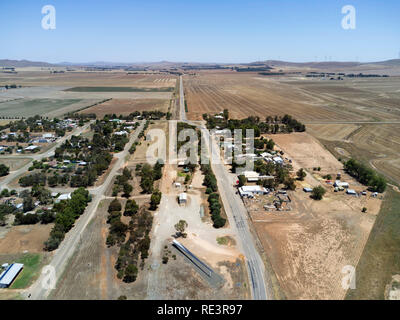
[0, 59, 57, 68]
[251, 59, 400, 69]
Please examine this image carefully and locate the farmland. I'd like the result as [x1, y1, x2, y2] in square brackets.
[184, 71, 400, 123]
[80, 99, 170, 118]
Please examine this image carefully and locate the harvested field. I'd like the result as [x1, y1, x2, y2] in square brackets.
[80, 99, 170, 118]
[185, 72, 400, 122]
[309, 123, 400, 185]
[65, 87, 173, 92]
[0, 71, 177, 88]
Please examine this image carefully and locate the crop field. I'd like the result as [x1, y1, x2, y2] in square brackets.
[80, 99, 170, 118]
[0, 98, 93, 118]
[65, 86, 174, 92]
[0, 70, 177, 88]
[184, 71, 400, 122]
[308, 123, 400, 186]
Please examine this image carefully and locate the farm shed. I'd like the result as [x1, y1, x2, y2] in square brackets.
[178, 193, 187, 204]
[0, 263, 24, 288]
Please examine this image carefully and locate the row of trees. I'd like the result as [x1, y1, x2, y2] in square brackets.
[137, 161, 164, 194]
[200, 163, 226, 228]
[44, 188, 91, 251]
[344, 159, 387, 193]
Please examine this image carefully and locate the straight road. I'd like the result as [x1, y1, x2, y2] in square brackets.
[179, 76, 186, 121]
[25, 120, 145, 300]
[178, 77, 270, 300]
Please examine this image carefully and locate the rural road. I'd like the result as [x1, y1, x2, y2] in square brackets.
[178, 76, 270, 300]
[23, 120, 145, 300]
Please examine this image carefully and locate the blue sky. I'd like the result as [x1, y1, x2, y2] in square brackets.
[1, 0, 399, 63]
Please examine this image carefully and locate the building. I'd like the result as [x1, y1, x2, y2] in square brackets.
[334, 180, 349, 188]
[114, 130, 128, 136]
[56, 193, 72, 203]
[303, 187, 313, 193]
[42, 133, 54, 139]
[238, 186, 269, 198]
[273, 156, 283, 164]
[24, 145, 38, 151]
[346, 189, 357, 195]
[0, 263, 24, 288]
[178, 193, 187, 204]
[241, 171, 274, 182]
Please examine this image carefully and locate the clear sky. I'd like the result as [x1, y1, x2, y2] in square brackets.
[1, 0, 399, 63]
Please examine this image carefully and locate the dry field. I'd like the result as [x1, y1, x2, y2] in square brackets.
[308, 123, 400, 185]
[80, 99, 170, 118]
[0, 223, 53, 253]
[0, 70, 177, 88]
[0, 71, 176, 118]
[184, 71, 400, 122]
[250, 132, 382, 299]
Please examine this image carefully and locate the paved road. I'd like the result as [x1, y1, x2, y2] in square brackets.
[0, 122, 92, 190]
[178, 78, 270, 300]
[24, 121, 145, 300]
[179, 75, 186, 121]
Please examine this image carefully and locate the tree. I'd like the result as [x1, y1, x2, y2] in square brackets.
[223, 109, 229, 120]
[23, 195, 35, 213]
[284, 177, 296, 190]
[0, 164, 9, 177]
[123, 183, 133, 198]
[108, 198, 122, 213]
[311, 186, 326, 200]
[238, 175, 246, 187]
[124, 199, 138, 216]
[123, 264, 138, 283]
[174, 220, 188, 238]
[150, 190, 162, 210]
[296, 168, 306, 181]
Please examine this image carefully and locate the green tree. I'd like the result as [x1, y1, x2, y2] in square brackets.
[311, 186, 326, 200]
[150, 190, 162, 210]
[174, 220, 188, 238]
[296, 168, 306, 181]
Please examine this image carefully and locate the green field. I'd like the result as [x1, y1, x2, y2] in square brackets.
[9, 253, 42, 289]
[346, 188, 400, 299]
[65, 86, 174, 92]
[0, 98, 83, 118]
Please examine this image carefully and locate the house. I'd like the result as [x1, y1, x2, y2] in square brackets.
[0, 263, 24, 288]
[273, 156, 283, 164]
[214, 115, 224, 119]
[56, 193, 72, 203]
[178, 193, 187, 204]
[334, 180, 349, 188]
[114, 130, 128, 136]
[238, 186, 269, 198]
[346, 189, 357, 195]
[24, 145, 38, 151]
[42, 133, 54, 139]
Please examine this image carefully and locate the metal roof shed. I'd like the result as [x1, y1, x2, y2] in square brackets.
[0, 263, 24, 288]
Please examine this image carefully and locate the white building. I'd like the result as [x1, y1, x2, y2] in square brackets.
[24, 145, 38, 151]
[273, 156, 283, 164]
[178, 193, 187, 204]
[114, 131, 128, 136]
[346, 189, 357, 195]
[238, 186, 269, 198]
[0, 263, 24, 288]
[334, 180, 349, 188]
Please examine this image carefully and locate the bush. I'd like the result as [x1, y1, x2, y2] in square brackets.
[311, 186, 326, 200]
